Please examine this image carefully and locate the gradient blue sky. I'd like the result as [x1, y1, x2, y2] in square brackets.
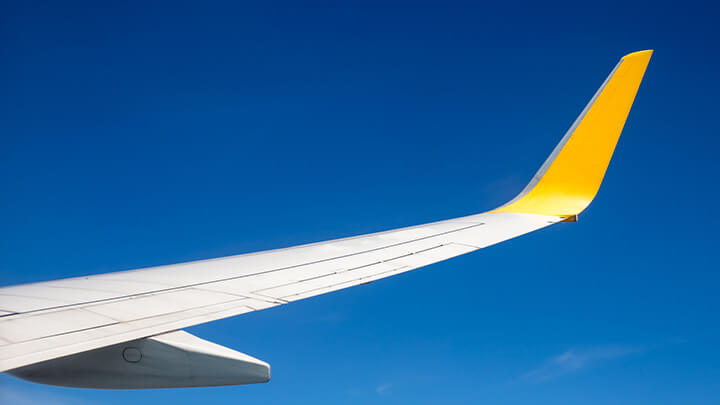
[2, 1, 719, 404]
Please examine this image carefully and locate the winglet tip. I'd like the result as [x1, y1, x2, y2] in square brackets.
[622, 49, 654, 60]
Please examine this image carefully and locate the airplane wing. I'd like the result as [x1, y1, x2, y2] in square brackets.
[0, 50, 653, 388]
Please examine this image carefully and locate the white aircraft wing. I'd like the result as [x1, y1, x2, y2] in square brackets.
[0, 50, 652, 388]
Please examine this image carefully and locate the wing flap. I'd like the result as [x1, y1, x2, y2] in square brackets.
[386, 243, 478, 269]
[254, 262, 406, 300]
[82, 289, 243, 322]
[1, 309, 118, 343]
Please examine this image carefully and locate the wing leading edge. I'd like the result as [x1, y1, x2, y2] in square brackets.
[0, 51, 652, 382]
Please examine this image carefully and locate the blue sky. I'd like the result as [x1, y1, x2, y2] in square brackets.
[1, 1, 719, 404]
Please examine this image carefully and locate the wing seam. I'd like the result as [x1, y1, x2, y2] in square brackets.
[4, 223, 485, 317]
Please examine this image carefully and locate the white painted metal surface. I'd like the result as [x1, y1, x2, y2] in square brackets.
[0, 212, 562, 372]
[8, 330, 270, 388]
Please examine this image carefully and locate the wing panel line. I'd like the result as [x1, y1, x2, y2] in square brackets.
[1, 222, 485, 317]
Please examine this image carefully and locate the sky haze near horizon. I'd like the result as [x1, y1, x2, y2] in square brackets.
[2, 1, 719, 404]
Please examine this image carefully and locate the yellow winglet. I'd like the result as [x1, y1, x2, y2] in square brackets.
[493, 50, 653, 217]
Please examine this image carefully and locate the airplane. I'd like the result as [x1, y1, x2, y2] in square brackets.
[0, 50, 652, 389]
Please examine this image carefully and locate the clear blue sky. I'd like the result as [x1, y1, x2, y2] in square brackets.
[1, 1, 719, 404]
